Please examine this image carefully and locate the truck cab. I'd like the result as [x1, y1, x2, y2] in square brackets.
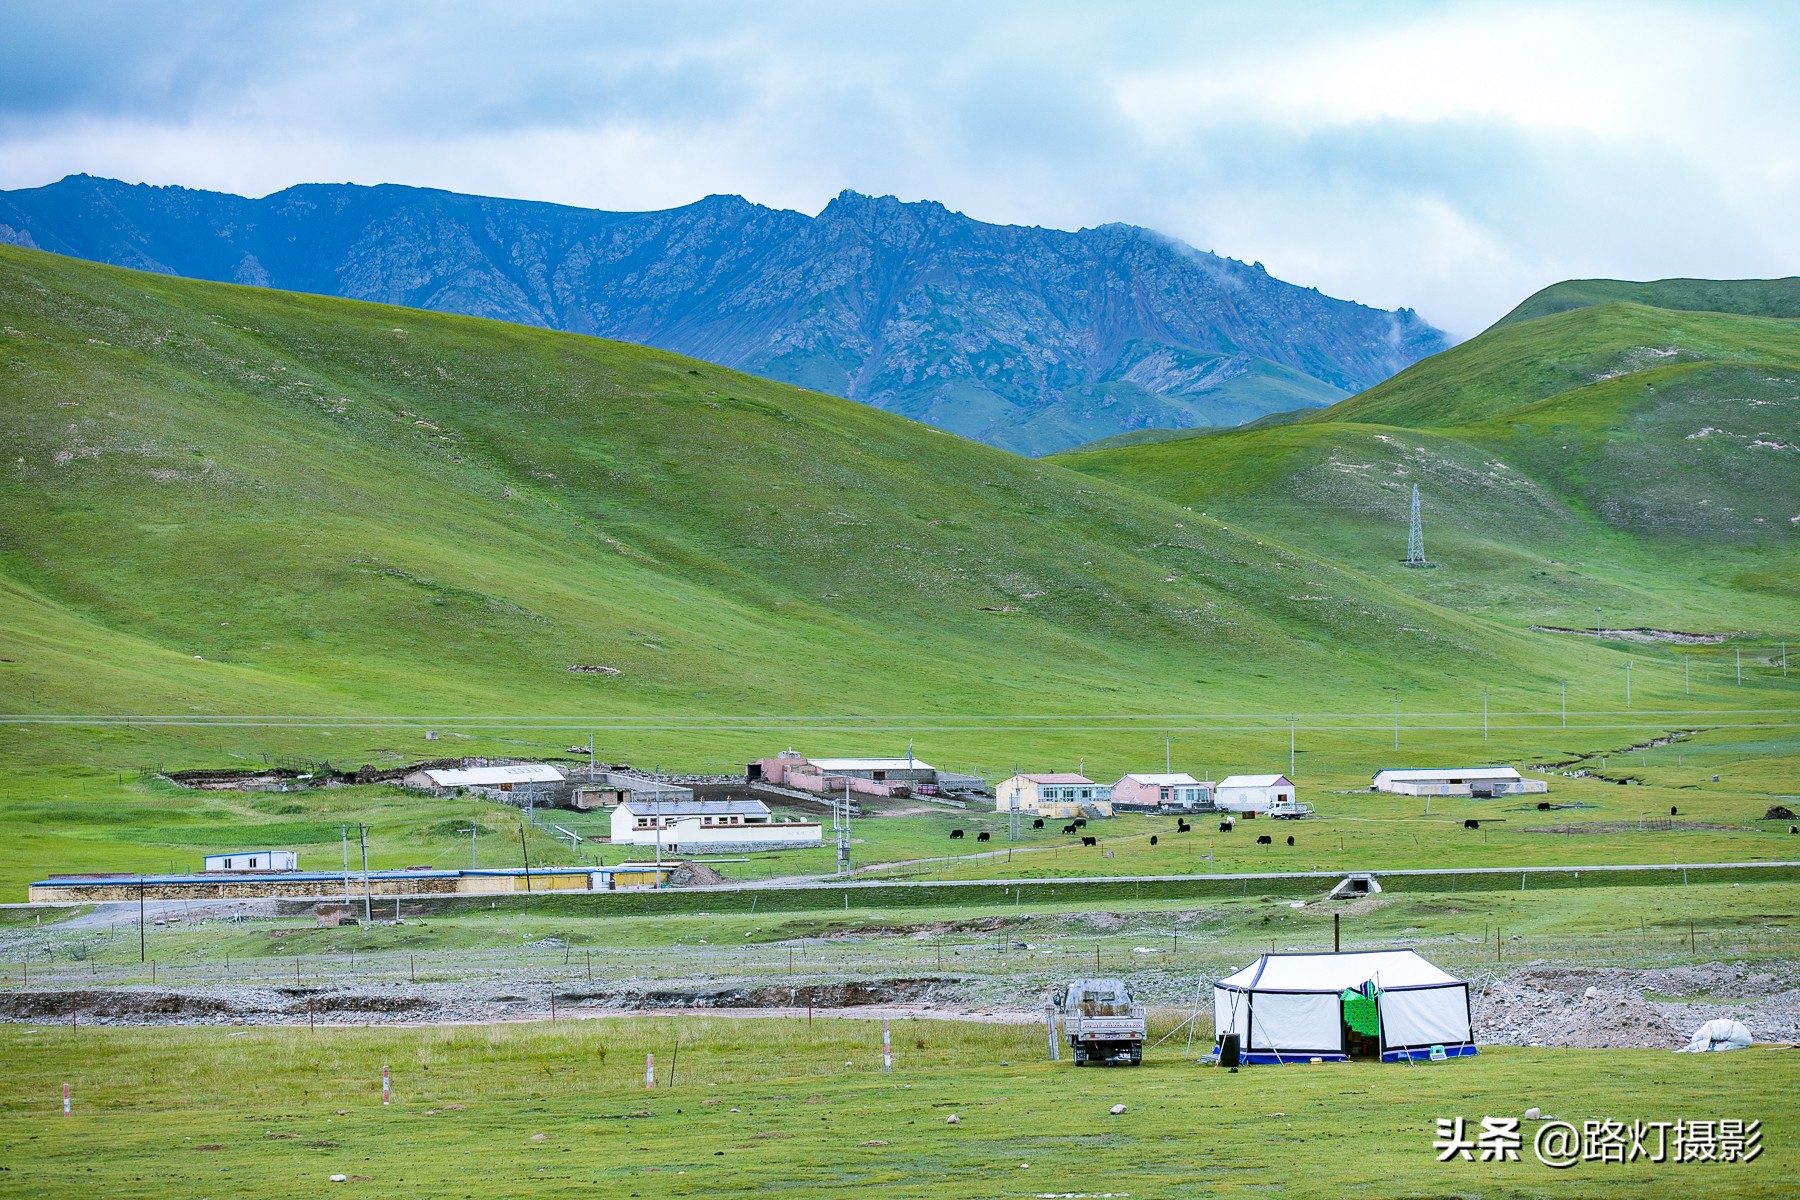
[1055, 977, 1146, 1065]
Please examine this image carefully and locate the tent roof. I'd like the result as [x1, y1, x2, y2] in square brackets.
[1218, 949, 1464, 992]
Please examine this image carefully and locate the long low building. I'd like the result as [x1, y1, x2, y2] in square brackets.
[28, 863, 680, 903]
[1371, 767, 1547, 797]
[609, 797, 822, 853]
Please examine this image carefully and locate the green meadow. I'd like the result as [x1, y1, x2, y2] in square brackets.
[1, 1021, 1794, 1198]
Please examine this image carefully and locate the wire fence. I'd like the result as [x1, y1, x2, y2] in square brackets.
[5, 917, 1796, 1000]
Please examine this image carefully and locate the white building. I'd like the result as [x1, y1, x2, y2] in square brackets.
[1371, 767, 1547, 797]
[995, 773, 1114, 820]
[202, 850, 298, 872]
[1214, 774, 1297, 814]
[608, 798, 821, 853]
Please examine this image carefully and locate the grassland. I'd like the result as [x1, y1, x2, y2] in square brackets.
[1054, 296, 1800, 637]
[0, 244, 1792, 896]
[1, 1020, 1794, 1198]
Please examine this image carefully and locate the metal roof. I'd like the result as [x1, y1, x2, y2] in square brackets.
[1372, 767, 1523, 782]
[1115, 773, 1204, 787]
[616, 798, 770, 816]
[1217, 774, 1292, 788]
[422, 764, 565, 786]
[808, 757, 937, 772]
[1013, 773, 1095, 784]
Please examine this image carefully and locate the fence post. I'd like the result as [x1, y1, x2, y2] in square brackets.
[1045, 1004, 1060, 1061]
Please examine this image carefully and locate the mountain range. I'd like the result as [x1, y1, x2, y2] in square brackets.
[0, 175, 1449, 454]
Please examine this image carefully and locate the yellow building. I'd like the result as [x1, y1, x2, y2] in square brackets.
[994, 772, 1113, 821]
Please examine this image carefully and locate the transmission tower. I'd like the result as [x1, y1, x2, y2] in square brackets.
[1402, 484, 1433, 568]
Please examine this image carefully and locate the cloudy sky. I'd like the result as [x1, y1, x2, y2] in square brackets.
[2, 0, 1796, 336]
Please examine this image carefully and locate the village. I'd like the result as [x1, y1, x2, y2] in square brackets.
[24, 750, 1552, 905]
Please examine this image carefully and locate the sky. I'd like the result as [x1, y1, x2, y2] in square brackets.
[1, 1, 1796, 337]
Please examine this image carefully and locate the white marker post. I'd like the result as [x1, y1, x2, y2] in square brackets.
[62, 1082, 70, 1117]
[882, 1018, 892, 1074]
[381, 1065, 391, 1106]
[1045, 1004, 1060, 1061]
[645, 1053, 656, 1089]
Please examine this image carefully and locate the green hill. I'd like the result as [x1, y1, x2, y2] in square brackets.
[1054, 282, 1800, 634]
[0, 243, 1582, 737]
[1302, 301, 1800, 429]
[1496, 276, 1800, 327]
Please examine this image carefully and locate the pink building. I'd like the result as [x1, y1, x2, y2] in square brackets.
[1109, 773, 1213, 810]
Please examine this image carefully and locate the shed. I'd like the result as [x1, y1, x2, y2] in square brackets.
[1214, 949, 1475, 1064]
[1214, 774, 1295, 813]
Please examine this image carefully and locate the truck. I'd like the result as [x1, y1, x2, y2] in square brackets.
[1266, 797, 1315, 819]
[1055, 977, 1147, 1065]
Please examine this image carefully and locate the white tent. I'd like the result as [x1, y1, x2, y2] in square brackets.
[1213, 949, 1475, 1064]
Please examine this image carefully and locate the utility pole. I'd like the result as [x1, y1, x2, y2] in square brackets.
[1736, 647, 1742, 685]
[1289, 720, 1296, 777]
[341, 824, 352, 908]
[837, 776, 852, 874]
[1685, 654, 1690, 695]
[1165, 736, 1171, 775]
[1482, 690, 1488, 741]
[1626, 659, 1632, 708]
[1561, 681, 1566, 728]
[357, 824, 373, 925]
[457, 824, 478, 868]
[1595, 607, 1602, 642]
[588, 732, 595, 777]
[1393, 697, 1400, 751]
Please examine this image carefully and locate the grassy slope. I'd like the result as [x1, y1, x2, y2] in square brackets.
[1053, 298, 1800, 634]
[1, 243, 1556, 721]
[1301, 302, 1800, 428]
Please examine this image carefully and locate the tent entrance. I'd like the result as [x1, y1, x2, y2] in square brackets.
[1340, 984, 1382, 1060]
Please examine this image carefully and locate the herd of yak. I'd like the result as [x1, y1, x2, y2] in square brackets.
[947, 815, 1301, 849]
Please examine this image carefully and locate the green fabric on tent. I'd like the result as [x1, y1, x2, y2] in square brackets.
[1341, 986, 1381, 1036]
